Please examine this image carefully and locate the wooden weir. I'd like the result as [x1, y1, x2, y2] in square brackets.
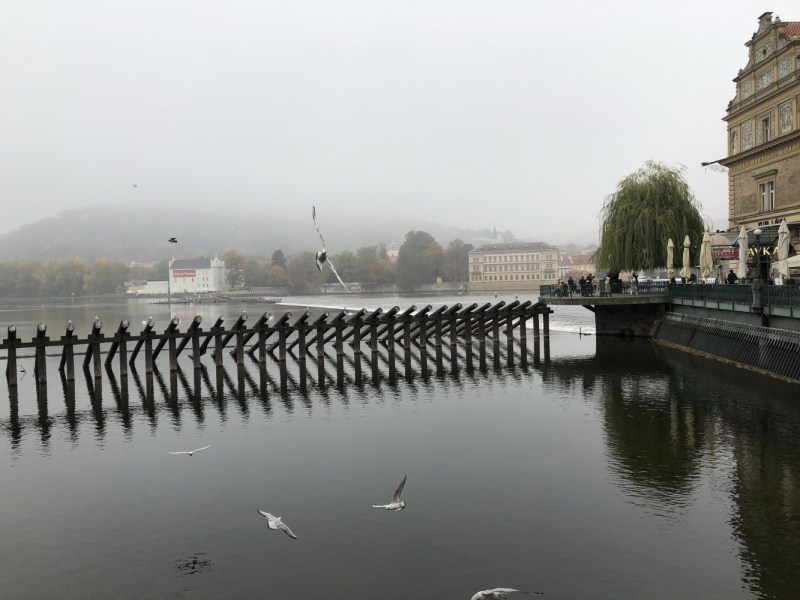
[2, 302, 552, 386]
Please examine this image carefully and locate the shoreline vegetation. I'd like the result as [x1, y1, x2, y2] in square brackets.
[0, 230, 474, 299]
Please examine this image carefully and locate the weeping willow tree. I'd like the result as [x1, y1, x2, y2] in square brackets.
[595, 162, 705, 274]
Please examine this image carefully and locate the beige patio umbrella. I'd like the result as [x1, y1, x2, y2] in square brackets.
[667, 238, 675, 278]
[699, 231, 713, 278]
[777, 219, 790, 279]
[737, 226, 748, 280]
[680, 235, 691, 278]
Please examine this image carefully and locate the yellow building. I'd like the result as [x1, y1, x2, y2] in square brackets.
[467, 242, 558, 291]
[717, 12, 800, 229]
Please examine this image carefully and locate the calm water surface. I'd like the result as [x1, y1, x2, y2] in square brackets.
[1, 295, 799, 599]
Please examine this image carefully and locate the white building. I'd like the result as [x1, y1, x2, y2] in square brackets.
[139, 280, 169, 295]
[169, 256, 225, 293]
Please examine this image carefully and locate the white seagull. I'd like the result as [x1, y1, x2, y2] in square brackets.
[169, 445, 211, 456]
[312, 206, 351, 293]
[471, 589, 543, 600]
[258, 510, 298, 539]
[372, 475, 407, 511]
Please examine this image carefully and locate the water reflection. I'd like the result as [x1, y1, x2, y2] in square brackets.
[3, 334, 800, 598]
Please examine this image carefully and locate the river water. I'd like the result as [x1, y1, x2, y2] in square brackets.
[1, 294, 798, 599]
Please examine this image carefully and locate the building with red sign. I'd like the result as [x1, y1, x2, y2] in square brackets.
[168, 256, 226, 293]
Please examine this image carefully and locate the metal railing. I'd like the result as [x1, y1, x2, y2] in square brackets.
[763, 286, 800, 308]
[668, 283, 752, 304]
[541, 280, 668, 298]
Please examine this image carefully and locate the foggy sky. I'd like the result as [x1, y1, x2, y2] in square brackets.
[2, 1, 794, 243]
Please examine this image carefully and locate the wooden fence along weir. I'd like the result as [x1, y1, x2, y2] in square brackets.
[3, 301, 553, 387]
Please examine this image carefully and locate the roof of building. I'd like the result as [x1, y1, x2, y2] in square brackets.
[469, 242, 556, 253]
[170, 257, 216, 269]
[782, 22, 800, 38]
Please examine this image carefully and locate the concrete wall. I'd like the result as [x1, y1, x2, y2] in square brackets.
[595, 303, 667, 337]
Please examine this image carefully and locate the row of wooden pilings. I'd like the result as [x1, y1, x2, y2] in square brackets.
[3, 300, 551, 386]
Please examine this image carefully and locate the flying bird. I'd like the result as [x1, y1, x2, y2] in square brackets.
[471, 589, 544, 600]
[169, 445, 211, 456]
[168, 238, 177, 243]
[372, 475, 407, 511]
[18, 365, 26, 374]
[312, 206, 351, 293]
[258, 510, 298, 539]
[134, 184, 137, 188]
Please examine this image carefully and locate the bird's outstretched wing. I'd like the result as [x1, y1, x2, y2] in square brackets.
[487, 590, 543, 597]
[392, 475, 407, 504]
[372, 504, 389, 509]
[258, 510, 278, 529]
[326, 259, 351, 293]
[169, 451, 190, 455]
[193, 445, 211, 453]
[279, 523, 298, 539]
[312, 206, 326, 249]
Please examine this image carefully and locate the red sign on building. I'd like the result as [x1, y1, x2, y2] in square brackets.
[173, 269, 196, 278]
[713, 250, 737, 259]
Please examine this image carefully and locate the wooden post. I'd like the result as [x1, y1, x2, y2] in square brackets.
[370, 318, 379, 352]
[130, 319, 154, 365]
[153, 318, 179, 362]
[279, 327, 287, 362]
[239, 312, 272, 359]
[317, 318, 325, 359]
[5, 326, 18, 386]
[386, 315, 395, 352]
[192, 331, 201, 371]
[478, 313, 486, 345]
[464, 315, 472, 346]
[533, 312, 540, 343]
[543, 311, 550, 340]
[404, 318, 411, 349]
[83, 320, 103, 378]
[492, 310, 500, 344]
[450, 312, 458, 347]
[235, 328, 244, 366]
[506, 309, 514, 345]
[105, 320, 130, 367]
[298, 326, 307, 359]
[353, 317, 362, 354]
[175, 315, 202, 359]
[59, 323, 76, 381]
[434, 316, 443, 348]
[419, 313, 429, 348]
[200, 316, 224, 356]
[168, 335, 178, 372]
[145, 333, 154, 374]
[519, 311, 527, 342]
[34, 324, 48, 384]
[119, 323, 129, 377]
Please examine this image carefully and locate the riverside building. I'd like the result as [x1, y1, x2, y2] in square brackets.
[467, 242, 558, 291]
[169, 256, 226, 293]
[717, 12, 800, 230]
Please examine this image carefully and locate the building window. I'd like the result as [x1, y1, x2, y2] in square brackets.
[731, 131, 738, 155]
[762, 118, 770, 143]
[760, 181, 775, 211]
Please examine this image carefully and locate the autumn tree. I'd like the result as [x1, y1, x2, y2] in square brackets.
[267, 265, 288, 287]
[286, 251, 322, 295]
[271, 249, 287, 271]
[442, 238, 473, 282]
[223, 250, 246, 288]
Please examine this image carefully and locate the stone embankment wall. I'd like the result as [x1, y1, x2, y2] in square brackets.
[655, 313, 800, 383]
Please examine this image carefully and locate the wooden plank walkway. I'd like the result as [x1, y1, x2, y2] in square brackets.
[3, 301, 552, 386]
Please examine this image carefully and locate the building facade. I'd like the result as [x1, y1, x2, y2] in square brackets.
[720, 12, 800, 230]
[467, 242, 558, 291]
[169, 256, 225, 293]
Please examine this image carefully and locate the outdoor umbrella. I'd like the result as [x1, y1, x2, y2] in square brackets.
[700, 231, 713, 278]
[680, 235, 691, 278]
[777, 219, 790, 279]
[667, 238, 674, 278]
[737, 226, 748, 280]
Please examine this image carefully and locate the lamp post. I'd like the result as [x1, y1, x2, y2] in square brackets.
[753, 228, 763, 282]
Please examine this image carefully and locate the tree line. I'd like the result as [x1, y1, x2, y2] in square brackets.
[0, 230, 473, 298]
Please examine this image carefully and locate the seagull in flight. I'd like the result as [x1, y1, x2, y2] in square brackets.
[372, 475, 407, 511]
[471, 589, 543, 600]
[134, 184, 137, 188]
[168, 238, 177, 243]
[169, 445, 211, 456]
[312, 206, 350, 294]
[258, 510, 298, 539]
[18, 365, 26, 374]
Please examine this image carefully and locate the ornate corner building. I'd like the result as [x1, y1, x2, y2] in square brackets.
[719, 12, 800, 230]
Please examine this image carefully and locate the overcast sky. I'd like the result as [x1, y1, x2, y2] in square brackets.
[2, 1, 796, 242]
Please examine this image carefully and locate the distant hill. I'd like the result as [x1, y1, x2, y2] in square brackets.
[0, 207, 505, 262]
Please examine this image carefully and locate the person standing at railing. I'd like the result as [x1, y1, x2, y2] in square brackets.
[727, 269, 738, 285]
[567, 276, 575, 296]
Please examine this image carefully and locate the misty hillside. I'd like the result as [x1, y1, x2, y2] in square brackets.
[0, 207, 513, 263]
